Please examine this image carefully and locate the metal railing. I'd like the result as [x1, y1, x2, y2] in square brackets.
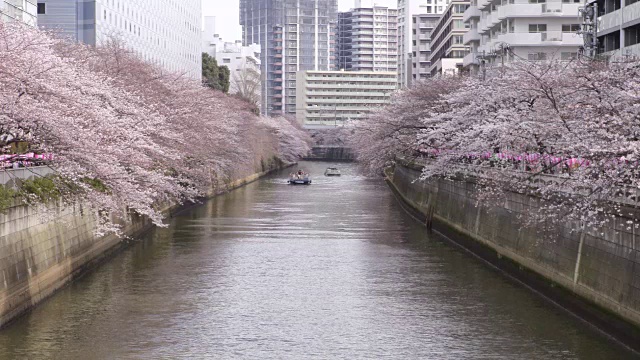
[0, 166, 54, 186]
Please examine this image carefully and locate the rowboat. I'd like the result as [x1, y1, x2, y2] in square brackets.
[324, 167, 341, 176]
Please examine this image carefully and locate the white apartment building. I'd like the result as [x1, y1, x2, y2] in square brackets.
[296, 70, 396, 127]
[0, 0, 37, 25]
[337, 2, 398, 72]
[428, 1, 469, 75]
[593, 0, 640, 58]
[202, 16, 261, 102]
[463, 0, 582, 74]
[398, 0, 448, 87]
[37, 0, 202, 79]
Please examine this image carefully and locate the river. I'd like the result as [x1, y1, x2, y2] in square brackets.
[0, 162, 636, 359]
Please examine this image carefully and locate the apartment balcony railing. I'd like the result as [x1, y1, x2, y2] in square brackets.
[463, 6, 481, 23]
[463, 52, 479, 67]
[463, 28, 481, 45]
[482, 31, 582, 48]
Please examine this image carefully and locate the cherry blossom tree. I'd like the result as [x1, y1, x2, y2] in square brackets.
[351, 58, 640, 229]
[347, 77, 463, 175]
[0, 23, 311, 234]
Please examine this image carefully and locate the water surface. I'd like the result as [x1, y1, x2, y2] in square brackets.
[0, 162, 635, 359]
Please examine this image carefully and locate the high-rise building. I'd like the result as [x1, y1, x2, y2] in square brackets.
[0, 0, 37, 26]
[337, 3, 398, 72]
[202, 17, 261, 105]
[463, 0, 582, 75]
[240, 0, 338, 117]
[37, 0, 202, 79]
[410, 13, 440, 82]
[591, 0, 640, 58]
[295, 70, 396, 128]
[427, 0, 469, 76]
[397, 0, 448, 87]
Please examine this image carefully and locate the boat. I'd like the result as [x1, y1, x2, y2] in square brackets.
[288, 170, 312, 185]
[324, 167, 341, 176]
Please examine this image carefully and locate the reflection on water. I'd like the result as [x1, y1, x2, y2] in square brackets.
[0, 162, 635, 359]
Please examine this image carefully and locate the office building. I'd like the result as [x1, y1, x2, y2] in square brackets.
[463, 0, 582, 74]
[295, 70, 396, 127]
[240, 0, 338, 117]
[37, 0, 202, 79]
[1, 0, 37, 26]
[428, 0, 469, 76]
[337, 2, 398, 72]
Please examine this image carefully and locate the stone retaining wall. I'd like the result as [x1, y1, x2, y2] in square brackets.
[389, 164, 640, 350]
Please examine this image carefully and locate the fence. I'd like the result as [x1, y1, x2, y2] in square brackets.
[0, 166, 54, 187]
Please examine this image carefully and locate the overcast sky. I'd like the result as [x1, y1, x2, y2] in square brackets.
[203, 0, 397, 42]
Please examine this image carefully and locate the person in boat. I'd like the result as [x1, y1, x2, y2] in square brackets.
[297, 169, 304, 178]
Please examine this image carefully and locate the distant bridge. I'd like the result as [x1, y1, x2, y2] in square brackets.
[303, 146, 355, 162]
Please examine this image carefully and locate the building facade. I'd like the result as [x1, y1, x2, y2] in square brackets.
[202, 16, 261, 104]
[593, 0, 640, 58]
[0, 0, 37, 25]
[337, 3, 398, 72]
[410, 13, 440, 81]
[428, 0, 469, 76]
[240, 0, 338, 117]
[37, 0, 202, 79]
[463, 0, 582, 74]
[295, 70, 396, 127]
[397, 0, 448, 87]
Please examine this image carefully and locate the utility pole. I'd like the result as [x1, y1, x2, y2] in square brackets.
[579, 1, 599, 58]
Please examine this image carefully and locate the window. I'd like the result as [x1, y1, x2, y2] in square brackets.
[562, 24, 581, 32]
[528, 24, 547, 33]
[624, 23, 640, 47]
[37, 3, 45, 14]
[561, 52, 577, 60]
[528, 52, 547, 60]
[223, 58, 231, 63]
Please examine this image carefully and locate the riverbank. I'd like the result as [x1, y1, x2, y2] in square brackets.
[385, 162, 640, 353]
[0, 162, 294, 328]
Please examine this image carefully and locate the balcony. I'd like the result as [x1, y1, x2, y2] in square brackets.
[463, 52, 478, 67]
[463, 6, 481, 23]
[463, 28, 480, 45]
[487, 31, 582, 47]
[480, 3, 582, 33]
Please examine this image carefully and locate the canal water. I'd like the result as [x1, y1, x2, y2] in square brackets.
[0, 162, 636, 359]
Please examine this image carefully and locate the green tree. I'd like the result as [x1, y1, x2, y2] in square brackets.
[218, 65, 230, 94]
[202, 53, 230, 93]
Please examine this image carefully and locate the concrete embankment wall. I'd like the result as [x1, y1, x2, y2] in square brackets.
[0, 163, 290, 328]
[389, 163, 640, 350]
